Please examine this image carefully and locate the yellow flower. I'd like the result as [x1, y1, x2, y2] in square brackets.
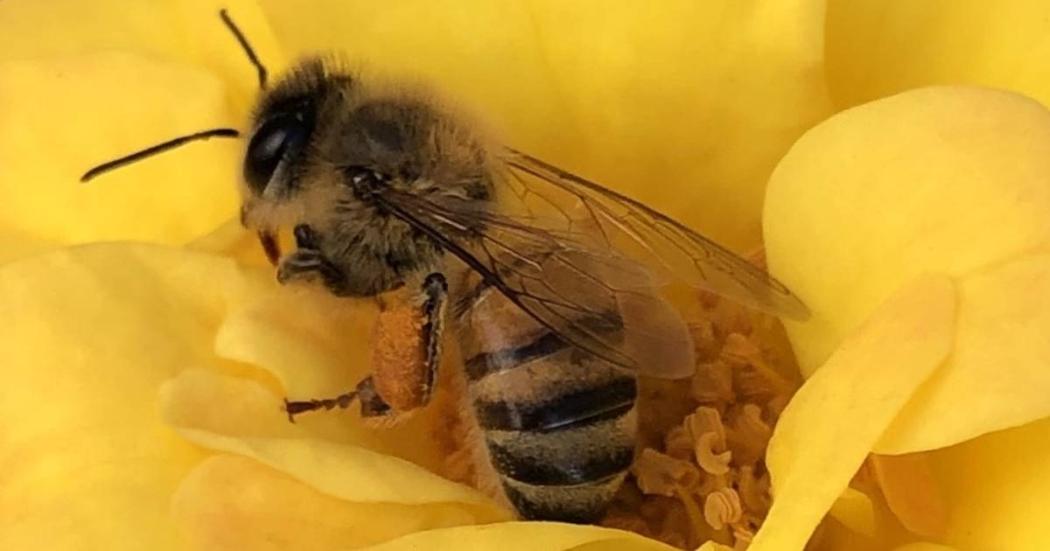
[0, 0, 281, 262]
[2, 1, 1049, 550]
[754, 0, 1050, 547]
[759, 86, 1050, 550]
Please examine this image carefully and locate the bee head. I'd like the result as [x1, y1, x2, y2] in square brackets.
[82, 10, 490, 273]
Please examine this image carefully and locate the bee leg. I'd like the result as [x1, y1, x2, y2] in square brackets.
[416, 272, 449, 406]
[355, 376, 395, 418]
[283, 376, 391, 422]
[355, 272, 447, 418]
[275, 224, 348, 294]
[283, 390, 358, 422]
[283, 272, 448, 423]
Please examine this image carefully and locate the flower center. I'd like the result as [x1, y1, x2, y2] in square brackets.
[430, 286, 803, 549]
[601, 290, 802, 550]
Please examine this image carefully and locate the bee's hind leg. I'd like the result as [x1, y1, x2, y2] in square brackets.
[283, 376, 391, 423]
[283, 272, 448, 424]
[413, 272, 449, 406]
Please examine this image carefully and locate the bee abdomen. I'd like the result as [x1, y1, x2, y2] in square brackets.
[473, 377, 636, 433]
[501, 471, 630, 523]
[486, 408, 637, 523]
[466, 339, 637, 523]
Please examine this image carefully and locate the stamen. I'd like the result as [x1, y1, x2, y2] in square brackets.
[632, 449, 701, 496]
[691, 360, 734, 404]
[437, 273, 805, 549]
[603, 291, 803, 549]
[685, 407, 732, 476]
[703, 487, 743, 531]
[673, 486, 709, 546]
[736, 465, 771, 515]
[664, 425, 695, 460]
[722, 333, 794, 402]
[725, 404, 773, 466]
[695, 432, 732, 476]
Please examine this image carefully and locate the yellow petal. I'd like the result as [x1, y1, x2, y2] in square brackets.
[869, 454, 947, 538]
[892, 544, 959, 551]
[258, 0, 832, 249]
[927, 416, 1050, 550]
[0, 244, 269, 549]
[160, 367, 464, 499]
[173, 454, 498, 550]
[766, 86, 1050, 374]
[826, 0, 1050, 110]
[0, 240, 512, 549]
[357, 522, 676, 551]
[213, 285, 456, 473]
[764, 84, 1050, 549]
[750, 275, 956, 551]
[0, 225, 54, 263]
[0, 0, 283, 259]
[828, 488, 875, 538]
[189, 218, 276, 267]
[765, 86, 1050, 452]
[879, 253, 1050, 452]
[0, 0, 283, 108]
[159, 368, 298, 439]
[215, 286, 374, 397]
[0, 54, 240, 259]
[172, 428, 505, 516]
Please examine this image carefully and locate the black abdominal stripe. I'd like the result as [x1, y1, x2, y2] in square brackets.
[459, 292, 636, 523]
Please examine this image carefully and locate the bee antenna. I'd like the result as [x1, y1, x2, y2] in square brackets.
[80, 128, 240, 182]
[219, 9, 268, 89]
[80, 10, 265, 183]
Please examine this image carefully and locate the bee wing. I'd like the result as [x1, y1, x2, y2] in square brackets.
[376, 189, 695, 378]
[498, 149, 810, 321]
[470, 236, 697, 379]
[372, 148, 807, 378]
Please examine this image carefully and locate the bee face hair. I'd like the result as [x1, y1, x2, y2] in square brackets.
[240, 57, 496, 296]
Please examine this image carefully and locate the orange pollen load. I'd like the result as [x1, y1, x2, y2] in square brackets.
[371, 305, 429, 412]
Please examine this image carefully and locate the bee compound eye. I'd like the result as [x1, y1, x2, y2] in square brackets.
[244, 113, 312, 193]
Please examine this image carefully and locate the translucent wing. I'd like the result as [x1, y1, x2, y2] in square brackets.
[369, 149, 806, 377]
[498, 149, 810, 321]
[372, 188, 695, 378]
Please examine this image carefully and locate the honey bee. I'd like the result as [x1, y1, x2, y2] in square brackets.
[83, 10, 808, 523]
